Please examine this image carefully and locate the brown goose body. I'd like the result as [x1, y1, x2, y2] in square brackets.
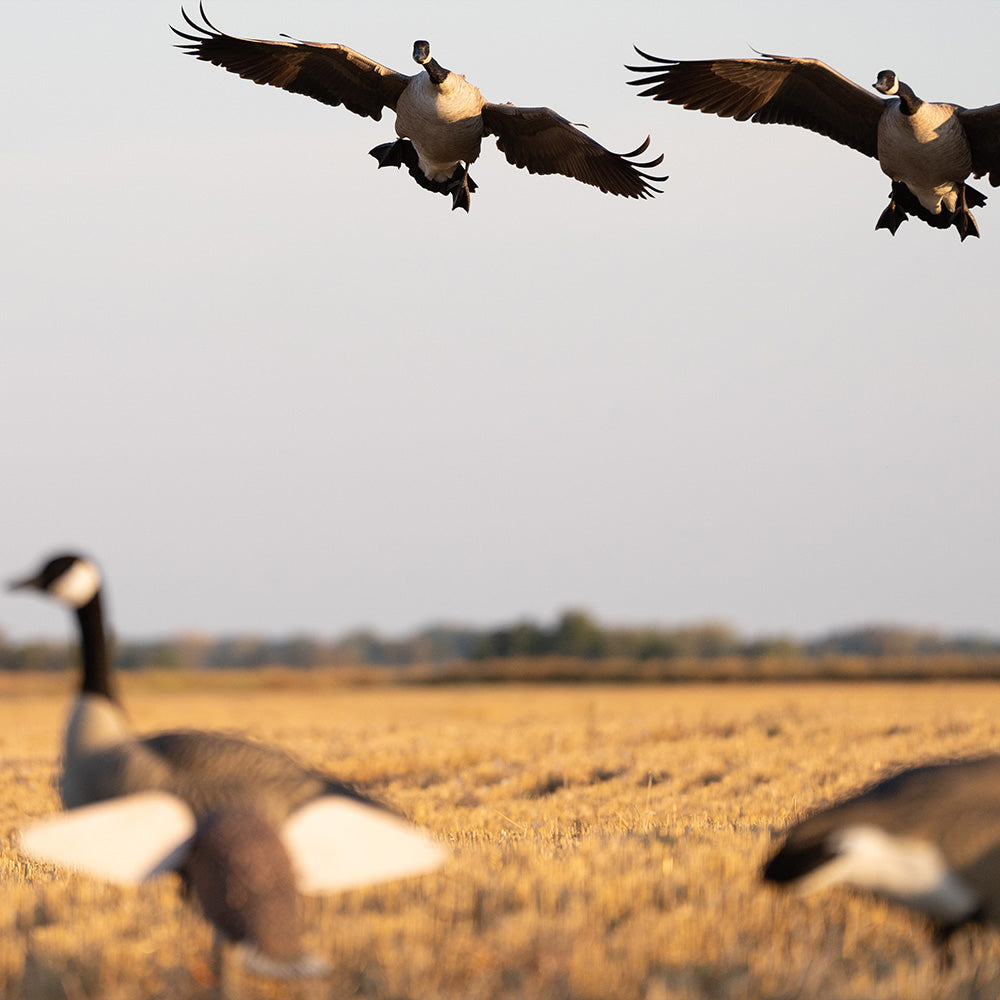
[394, 70, 487, 181]
[11, 553, 446, 981]
[877, 99, 973, 214]
[61, 713, 365, 824]
[10, 554, 370, 977]
[172, 4, 666, 212]
[628, 50, 1000, 240]
[763, 756, 1000, 934]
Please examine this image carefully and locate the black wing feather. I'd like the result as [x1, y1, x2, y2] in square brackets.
[957, 104, 1000, 187]
[480, 103, 666, 198]
[627, 50, 884, 160]
[172, 3, 410, 121]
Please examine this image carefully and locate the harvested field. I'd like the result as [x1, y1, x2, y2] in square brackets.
[3, 677, 1000, 999]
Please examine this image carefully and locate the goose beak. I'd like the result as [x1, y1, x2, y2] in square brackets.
[8, 573, 39, 592]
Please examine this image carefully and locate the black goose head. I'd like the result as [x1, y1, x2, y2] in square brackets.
[412, 40, 449, 86]
[11, 551, 115, 703]
[9, 553, 102, 609]
[873, 70, 899, 96]
[873, 70, 922, 114]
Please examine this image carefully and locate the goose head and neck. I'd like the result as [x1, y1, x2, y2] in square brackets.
[873, 70, 922, 116]
[10, 554, 129, 772]
[10, 554, 115, 701]
[412, 40, 450, 87]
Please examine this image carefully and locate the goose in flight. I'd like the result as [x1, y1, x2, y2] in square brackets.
[763, 756, 1000, 939]
[628, 50, 1000, 240]
[172, 4, 666, 212]
[12, 552, 447, 982]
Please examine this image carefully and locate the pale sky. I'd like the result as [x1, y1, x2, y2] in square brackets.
[4, 0, 999, 643]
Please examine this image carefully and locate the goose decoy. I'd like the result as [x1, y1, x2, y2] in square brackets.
[171, 4, 666, 212]
[627, 50, 1000, 240]
[762, 756, 1000, 938]
[12, 553, 447, 981]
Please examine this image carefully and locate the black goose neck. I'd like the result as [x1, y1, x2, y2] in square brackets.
[423, 58, 450, 87]
[75, 593, 116, 701]
[896, 81, 922, 116]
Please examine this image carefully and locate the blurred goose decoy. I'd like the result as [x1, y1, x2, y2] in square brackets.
[628, 50, 1000, 240]
[171, 3, 666, 212]
[763, 756, 1000, 938]
[12, 553, 447, 982]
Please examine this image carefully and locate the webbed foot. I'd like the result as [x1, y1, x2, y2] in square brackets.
[369, 139, 417, 170]
[875, 200, 907, 235]
[956, 185, 981, 241]
[447, 164, 477, 213]
[875, 182, 911, 235]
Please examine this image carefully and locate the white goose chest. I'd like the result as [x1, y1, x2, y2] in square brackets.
[60, 693, 130, 808]
[395, 73, 486, 180]
[878, 101, 973, 213]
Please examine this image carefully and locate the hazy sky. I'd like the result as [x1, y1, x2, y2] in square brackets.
[5, 1, 1000, 643]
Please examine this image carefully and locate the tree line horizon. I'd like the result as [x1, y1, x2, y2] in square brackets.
[3, 609, 1000, 673]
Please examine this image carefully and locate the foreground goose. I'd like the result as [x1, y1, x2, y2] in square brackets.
[12, 553, 447, 982]
[763, 756, 1000, 938]
[171, 4, 666, 212]
[627, 50, 1000, 239]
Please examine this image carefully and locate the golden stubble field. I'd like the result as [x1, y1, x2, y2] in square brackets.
[3, 675, 1000, 1000]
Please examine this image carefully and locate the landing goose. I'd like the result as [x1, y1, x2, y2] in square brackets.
[12, 553, 447, 981]
[172, 4, 666, 212]
[628, 51, 1000, 239]
[763, 756, 1000, 938]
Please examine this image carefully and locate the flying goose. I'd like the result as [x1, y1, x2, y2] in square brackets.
[171, 4, 666, 212]
[762, 755, 1000, 938]
[627, 50, 1000, 239]
[12, 553, 447, 981]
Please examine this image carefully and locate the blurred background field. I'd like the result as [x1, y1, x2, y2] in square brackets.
[4, 677, 1000, 999]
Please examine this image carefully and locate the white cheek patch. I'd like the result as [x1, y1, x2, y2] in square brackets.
[796, 823, 978, 924]
[50, 560, 102, 608]
[885, 79, 899, 95]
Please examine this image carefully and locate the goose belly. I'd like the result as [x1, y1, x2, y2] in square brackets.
[878, 104, 972, 214]
[396, 75, 485, 181]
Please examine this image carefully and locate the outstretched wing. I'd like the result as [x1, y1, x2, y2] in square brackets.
[172, 3, 411, 120]
[957, 104, 1000, 187]
[282, 797, 448, 894]
[480, 103, 666, 198]
[627, 50, 883, 160]
[19, 793, 196, 884]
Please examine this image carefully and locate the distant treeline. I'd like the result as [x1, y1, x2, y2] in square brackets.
[2, 610, 1000, 677]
